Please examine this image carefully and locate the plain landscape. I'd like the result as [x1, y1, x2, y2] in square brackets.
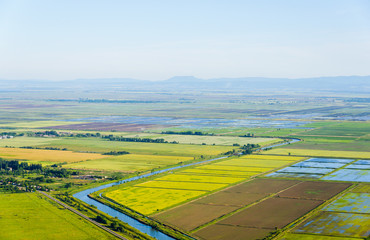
[0, 77, 369, 240]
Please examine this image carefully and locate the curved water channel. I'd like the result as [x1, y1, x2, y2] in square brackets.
[73, 138, 300, 240]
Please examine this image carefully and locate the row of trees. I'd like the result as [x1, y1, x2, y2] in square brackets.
[103, 135, 178, 144]
[161, 130, 213, 136]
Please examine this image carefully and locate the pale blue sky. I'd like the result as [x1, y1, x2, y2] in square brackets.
[0, 0, 369, 80]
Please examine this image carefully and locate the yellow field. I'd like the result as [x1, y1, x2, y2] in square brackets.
[136, 180, 227, 191]
[0, 147, 105, 164]
[245, 154, 305, 161]
[180, 168, 258, 177]
[105, 187, 207, 215]
[196, 165, 272, 173]
[213, 158, 300, 168]
[65, 154, 193, 172]
[155, 174, 245, 184]
[261, 148, 370, 159]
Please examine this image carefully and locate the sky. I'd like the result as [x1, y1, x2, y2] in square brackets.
[0, 0, 369, 81]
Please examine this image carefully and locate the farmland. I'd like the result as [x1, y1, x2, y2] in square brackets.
[66, 154, 193, 173]
[152, 179, 350, 240]
[260, 149, 370, 159]
[0, 193, 116, 240]
[267, 157, 370, 182]
[0, 147, 106, 165]
[38, 137, 235, 157]
[101, 155, 305, 215]
[0, 87, 369, 240]
[288, 184, 370, 239]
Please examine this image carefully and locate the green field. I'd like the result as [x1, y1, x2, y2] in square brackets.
[39, 138, 235, 157]
[66, 154, 193, 172]
[0, 193, 116, 240]
[261, 149, 370, 159]
[0, 136, 59, 147]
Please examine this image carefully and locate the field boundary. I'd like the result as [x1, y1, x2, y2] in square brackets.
[38, 191, 126, 240]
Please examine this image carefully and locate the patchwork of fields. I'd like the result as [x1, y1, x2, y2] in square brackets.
[281, 184, 370, 239]
[267, 157, 370, 182]
[103, 155, 303, 215]
[153, 179, 351, 240]
[0, 193, 116, 240]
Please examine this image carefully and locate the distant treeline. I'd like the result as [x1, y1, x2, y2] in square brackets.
[162, 130, 213, 136]
[102, 151, 130, 155]
[20, 146, 68, 151]
[103, 135, 178, 144]
[223, 143, 260, 155]
[0, 132, 24, 136]
[48, 98, 164, 104]
[0, 159, 42, 171]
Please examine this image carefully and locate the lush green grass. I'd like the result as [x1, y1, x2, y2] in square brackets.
[298, 122, 370, 137]
[66, 154, 193, 172]
[0, 193, 116, 240]
[0, 136, 59, 147]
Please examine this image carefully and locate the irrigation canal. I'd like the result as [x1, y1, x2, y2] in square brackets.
[73, 138, 300, 240]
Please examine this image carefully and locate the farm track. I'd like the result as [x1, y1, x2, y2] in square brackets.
[38, 191, 126, 240]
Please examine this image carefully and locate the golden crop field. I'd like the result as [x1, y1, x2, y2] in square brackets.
[245, 154, 305, 161]
[0, 147, 105, 164]
[261, 148, 370, 159]
[196, 164, 273, 173]
[65, 154, 193, 172]
[213, 158, 300, 168]
[180, 168, 258, 177]
[105, 187, 207, 215]
[136, 180, 228, 191]
[155, 173, 245, 184]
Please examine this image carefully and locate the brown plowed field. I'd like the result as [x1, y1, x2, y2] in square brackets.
[218, 197, 323, 228]
[194, 224, 271, 240]
[154, 179, 300, 231]
[153, 203, 238, 231]
[45, 122, 165, 131]
[194, 191, 268, 206]
[227, 179, 301, 194]
[277, 181, 352, 200]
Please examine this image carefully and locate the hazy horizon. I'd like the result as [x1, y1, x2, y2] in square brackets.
[1, 0, 370, 80]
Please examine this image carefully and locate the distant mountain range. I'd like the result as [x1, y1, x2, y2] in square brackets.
[0, 76, 369, 93]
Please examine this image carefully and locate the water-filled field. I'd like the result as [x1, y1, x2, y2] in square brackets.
[67, 116, 311, 129]
[322, 169, 370, 182]
[291, 183, 370, 238]
[267, 158, 361, 180]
